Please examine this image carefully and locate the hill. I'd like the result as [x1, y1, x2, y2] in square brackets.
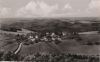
[18, 42, 62, 57]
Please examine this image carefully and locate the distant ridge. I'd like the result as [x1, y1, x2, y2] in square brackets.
[0, 17, 100, 24]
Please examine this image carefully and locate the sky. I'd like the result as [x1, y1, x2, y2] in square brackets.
[0, 0, 100, 18]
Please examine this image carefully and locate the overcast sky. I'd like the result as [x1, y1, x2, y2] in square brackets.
[0, 0, 100, 18]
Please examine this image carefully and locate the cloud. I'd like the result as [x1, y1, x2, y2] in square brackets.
[17, 1, 58, 17]
[64, 3, 72, 10]
[50, 3, 74, 17]
[89, 0, 100, 9]
[0, 7, 11, 18]
[85, 0, 100, 16]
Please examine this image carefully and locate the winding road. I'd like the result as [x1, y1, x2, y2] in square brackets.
[14, 42, 23, 54]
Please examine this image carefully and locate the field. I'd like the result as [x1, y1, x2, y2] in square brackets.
[0, 17, 100, 61]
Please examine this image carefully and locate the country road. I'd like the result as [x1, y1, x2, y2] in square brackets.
[14, 43, 23, 54]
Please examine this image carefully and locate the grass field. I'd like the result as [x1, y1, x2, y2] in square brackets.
[59, 41, 100, 56]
